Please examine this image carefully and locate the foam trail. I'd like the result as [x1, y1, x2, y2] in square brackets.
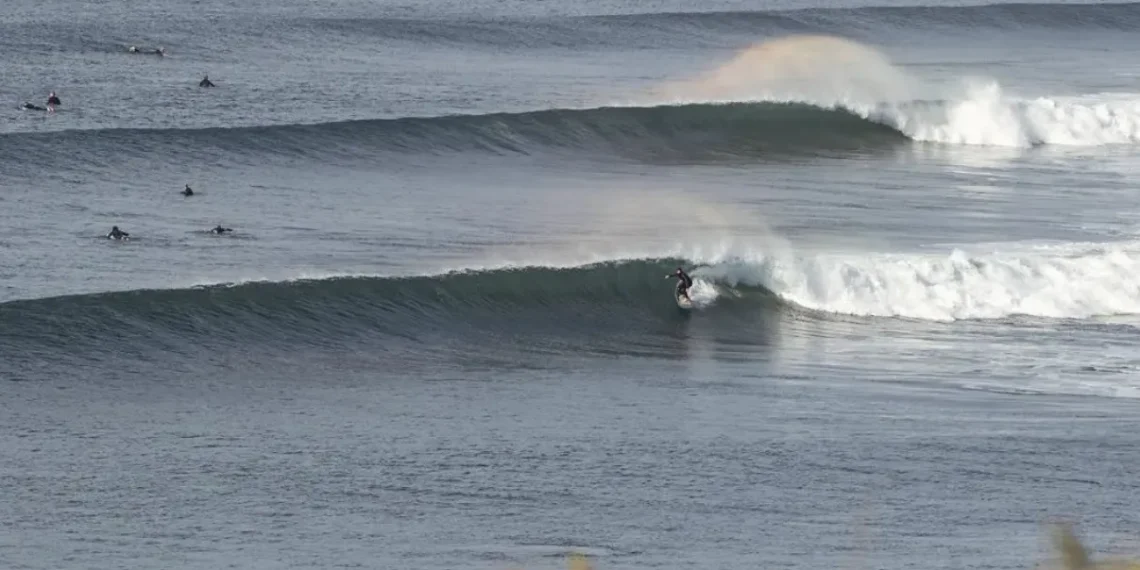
[691, 242, 1140, 321]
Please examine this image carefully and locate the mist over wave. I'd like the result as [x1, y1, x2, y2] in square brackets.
[659, 35, 1140, 148]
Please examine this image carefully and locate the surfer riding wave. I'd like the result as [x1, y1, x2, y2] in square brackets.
[668, 266, 693, 303]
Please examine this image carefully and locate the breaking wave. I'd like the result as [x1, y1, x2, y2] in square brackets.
[5, 239, 1140, 366]
[4, 85, 1139, 176]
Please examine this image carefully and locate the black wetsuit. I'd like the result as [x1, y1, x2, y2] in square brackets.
[210, 225, 232, 235]
[199, 76, 215, 88]
[108, 227, 129, 240]
[675, 269, 693, 299]
[182, 185, 193, 196]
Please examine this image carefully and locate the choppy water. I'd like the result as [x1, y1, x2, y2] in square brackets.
[3, 0, 1140, 569]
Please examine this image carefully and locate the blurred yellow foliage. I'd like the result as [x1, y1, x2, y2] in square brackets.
[1051, 524, 1140, 570]
[567, 552, 592, 570]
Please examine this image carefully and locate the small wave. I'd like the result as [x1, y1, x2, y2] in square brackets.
[603, 2, 1140, 34]
[305, 3, 1140, 48]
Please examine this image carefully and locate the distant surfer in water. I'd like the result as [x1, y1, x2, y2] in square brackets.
[107, 226, 130, 240]
[669, 267, 693, 302]
[47, 91, 60, 107]
[128, 45, 164, 56]
[199, 75, 215, 88]
[181, 184, 193, 197]
[209, 225, 232, 235]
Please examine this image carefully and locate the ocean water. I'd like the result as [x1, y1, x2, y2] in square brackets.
[2, 0, 1140, 568]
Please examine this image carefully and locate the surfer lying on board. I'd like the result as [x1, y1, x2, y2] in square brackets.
[128, 46, 165, 56]
[668, 267, 693, 302]
[107, 226, 129, 240]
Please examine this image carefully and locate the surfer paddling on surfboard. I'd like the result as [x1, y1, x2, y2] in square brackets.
[668, 267, 693, 304]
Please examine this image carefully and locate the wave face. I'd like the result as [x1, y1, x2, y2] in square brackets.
[0, 102, 907, 171]
[6, 241, 1140, 364]
[0, 259, 781, 371]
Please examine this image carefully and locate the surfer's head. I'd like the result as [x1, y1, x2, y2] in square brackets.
[675, 267, 684, 275]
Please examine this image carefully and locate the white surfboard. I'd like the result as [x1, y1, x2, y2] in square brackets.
[675, 292, 693, 309]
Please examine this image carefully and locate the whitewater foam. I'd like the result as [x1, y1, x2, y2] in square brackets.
[859, 82, 1140, 147]
[690, 241, 1140, 321]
